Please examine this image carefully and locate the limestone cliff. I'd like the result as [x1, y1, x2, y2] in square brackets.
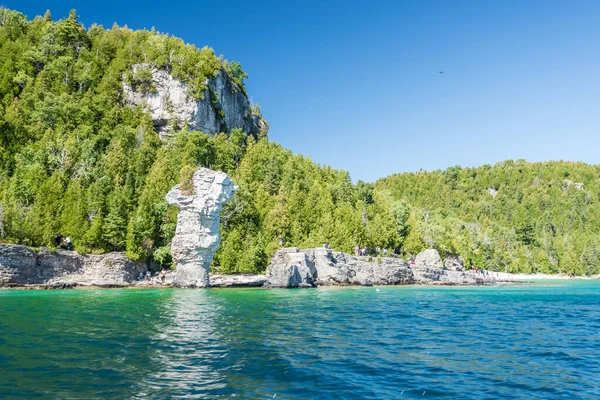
[123, 64, 267, 138]
[166, 168, 236, 287]
[0, 244, 147, 287]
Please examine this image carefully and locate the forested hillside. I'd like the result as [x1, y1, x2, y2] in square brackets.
[1, 8, 599, 275]
[377, 161, 600, 275]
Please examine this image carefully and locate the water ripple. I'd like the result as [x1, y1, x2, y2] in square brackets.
[0, 282, 599, 398]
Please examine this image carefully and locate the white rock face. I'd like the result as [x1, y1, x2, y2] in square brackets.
[562, 180, 584, 191]
[123, 64, 267, 138]
[166, 168, 236, 287]
[414, 249, 444, 269]
[487, 187, 498, 198]
[265, 247, 486, 287]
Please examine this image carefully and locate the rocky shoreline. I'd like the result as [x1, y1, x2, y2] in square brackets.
[3, 242, 594, 290]
[263, 247, 490, 287]
[1, 243, 500, 289]
[0, 244, 148, 289]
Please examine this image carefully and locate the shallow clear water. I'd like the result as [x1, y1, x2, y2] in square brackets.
[0, 281, 599, 399]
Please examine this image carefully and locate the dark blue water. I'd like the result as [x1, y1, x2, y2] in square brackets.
[0, 281, 599, 399]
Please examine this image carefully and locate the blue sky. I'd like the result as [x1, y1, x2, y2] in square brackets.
[6, 0, 600, 181]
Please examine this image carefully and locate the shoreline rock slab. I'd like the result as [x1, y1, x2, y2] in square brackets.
[211, 274, 267, 288]
[0, 244, 147, 287]
[265, 248, 492, 288]
[166, 168, 236, 288]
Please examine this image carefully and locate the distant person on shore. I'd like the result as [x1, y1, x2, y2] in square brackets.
[54, 234, 63, 248]
[376, 246, 381, 255]
[279, 236, 284, 247]
[324, 242, 330, 249]
[160, 268, 166, 284]
[383, 248, 388, 255]
[145, 271, 151, 281]
[355, 245, 360, 256]
[64, 236, 72, 251]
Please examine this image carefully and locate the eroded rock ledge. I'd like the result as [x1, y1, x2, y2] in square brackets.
[0, 244, 488, 289]
[0, 244, 147, 288]
[264, 248, 490, 287]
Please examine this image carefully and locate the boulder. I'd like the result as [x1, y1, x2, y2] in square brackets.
[444, 254, 465, 271]
[265, 248, 316, 288]
[412, 249, 486, 285]
[414, 249, 444, 269]
[166, 168, 237, 287]
[123, 64, 267, 138]
[306, 248, 353, 285]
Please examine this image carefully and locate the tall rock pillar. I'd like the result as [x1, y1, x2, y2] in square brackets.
[166, 168, 236, 287]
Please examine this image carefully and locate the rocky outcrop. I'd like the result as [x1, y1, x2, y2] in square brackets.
[166, 168, 236, 288]
[265, 248, 489, 287]
[0, 244, 147, 287]
[264, 248, 317, 288]
[444, 254, 465, 271]
[562, 180, 584, 191]
[123, 64, 267, 138]
[411, 249, 483, 285]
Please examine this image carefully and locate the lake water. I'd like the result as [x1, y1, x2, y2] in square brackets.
[0, 281, 599, 399]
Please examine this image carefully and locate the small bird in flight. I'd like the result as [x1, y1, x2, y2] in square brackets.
[437, 71, 444, 75]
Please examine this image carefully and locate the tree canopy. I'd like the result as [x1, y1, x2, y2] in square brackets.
[1, 8, 599, 276]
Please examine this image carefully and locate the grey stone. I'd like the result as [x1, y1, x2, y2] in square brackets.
[444, 254, 465, 271]
[414, 249, 444, 269]
[166, 168, 236, 287]
[264, 248, 316, 288]
[123, 65, 267, 138]
[265, 247, 491, 287]
[0, 244, 147, 287]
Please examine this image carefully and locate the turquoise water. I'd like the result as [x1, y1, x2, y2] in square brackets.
[0, 282, 599, 399]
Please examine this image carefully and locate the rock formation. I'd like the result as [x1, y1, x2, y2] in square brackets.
[265, 248, 317, 288]
[265, 248, 488, 287]
[444, 254, 465, 271]
[487, 187, 498, 198]
[562, 180, 584, 191]
[123, 64, 267, 138]
[0, 244, 147, 287]
[166, 168, 236, 287]
[211, 274, 267, 288]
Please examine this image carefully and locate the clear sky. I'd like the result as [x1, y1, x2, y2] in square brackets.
[5, 0, 600, 182]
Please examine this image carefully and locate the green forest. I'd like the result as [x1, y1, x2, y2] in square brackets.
[1, 8, 599, 275]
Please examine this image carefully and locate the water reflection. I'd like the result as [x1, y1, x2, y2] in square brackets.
[138, 290, 228, 397]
